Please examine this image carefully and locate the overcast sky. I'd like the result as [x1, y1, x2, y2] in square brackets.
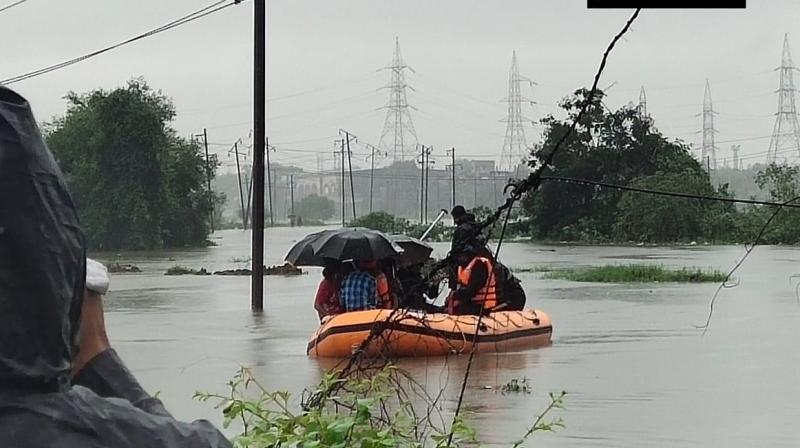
[2, 0, 799, 172]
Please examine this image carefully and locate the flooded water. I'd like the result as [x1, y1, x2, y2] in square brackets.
[101, 228, 800, 447]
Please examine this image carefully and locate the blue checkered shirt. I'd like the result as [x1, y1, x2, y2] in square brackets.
[339, 270, 377, 312]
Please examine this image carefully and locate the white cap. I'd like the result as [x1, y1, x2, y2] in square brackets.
[86, 258, 109, 295]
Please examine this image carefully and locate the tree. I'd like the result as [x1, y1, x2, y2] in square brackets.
[614, 172, 734, 242]
[295, 194, 335, 222]
[46, 79, 217, 250]
[522, 88, 724, 242]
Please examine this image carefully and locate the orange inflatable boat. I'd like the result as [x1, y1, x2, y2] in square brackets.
[307, 309, 552, 358]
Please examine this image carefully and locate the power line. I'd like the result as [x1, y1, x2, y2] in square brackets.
[0, 0, 28, 14]
[1, 0, 244, 85]
[539, 176, 800, 209]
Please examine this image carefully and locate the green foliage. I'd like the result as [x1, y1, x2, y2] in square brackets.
[46, 79, 217, 250]
[501, 377, 532, 395]
[197, 365, 566, 447]
[542, 264, 727, 283]
[295, 194, 336, 221]
[511, 391, 566, 448]
[614, 172, 735, 242]
[351, 212, 452, 242]
[197, 366, 474, 447]
[728, 163, 800, 244]
[522, 88, 730, 243]
[351, 212, 408, 233]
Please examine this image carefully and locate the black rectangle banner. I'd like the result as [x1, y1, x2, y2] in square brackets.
[588, 0, 745, 8]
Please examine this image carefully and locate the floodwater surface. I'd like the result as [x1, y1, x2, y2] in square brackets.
[101, 228, 800, 447]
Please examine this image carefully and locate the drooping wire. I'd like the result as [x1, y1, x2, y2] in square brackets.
[446, 200, 515, 446]
[0, 0, 28, 14]
[695, 195, 800, 335]
[445, 9, 642, 443]
[1, 0, 244, 85]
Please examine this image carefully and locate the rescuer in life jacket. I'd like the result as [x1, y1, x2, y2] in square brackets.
[448, 246, 497, 315]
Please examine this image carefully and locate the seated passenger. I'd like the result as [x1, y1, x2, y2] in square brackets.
[375, 259, 400, 309]
[397, 262, 442, 312]
[339, 260, 378, 312]
[314, 262, 343, 320]
[492, 261, 527, 312]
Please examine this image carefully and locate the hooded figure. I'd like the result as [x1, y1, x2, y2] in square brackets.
[0, 86, 230, 447]
[450, 205, 490, 259]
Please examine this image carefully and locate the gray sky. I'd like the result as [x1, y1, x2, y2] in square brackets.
[2, 0, 799, 172]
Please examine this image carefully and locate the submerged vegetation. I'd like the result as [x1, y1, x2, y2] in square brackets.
[197, 365, 566, 447]
[46, 79, 223, 251]
[530, 264, 727, 283]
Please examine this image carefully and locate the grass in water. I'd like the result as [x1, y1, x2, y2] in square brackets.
[541, 264, 726, 283]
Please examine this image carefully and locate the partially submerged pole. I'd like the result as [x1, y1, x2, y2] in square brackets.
[251, 0, 265, 311]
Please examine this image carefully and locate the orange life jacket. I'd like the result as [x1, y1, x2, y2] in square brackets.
[376, 273, 393, 309]
[457, 257, 497, 309]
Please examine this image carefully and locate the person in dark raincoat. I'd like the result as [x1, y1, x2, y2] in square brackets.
[0, 86, 231, 447]
[450, 205, 491, 259]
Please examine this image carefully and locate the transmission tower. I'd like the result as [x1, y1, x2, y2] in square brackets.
[500, 51, 535, 175]
[378, 37, 419, 162]
[767, 34, 800, 165]
[637, 85, 647, 119]
[701, 79, 718, 170]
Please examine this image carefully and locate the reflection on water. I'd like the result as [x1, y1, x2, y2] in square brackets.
[101, 229, 800, 447]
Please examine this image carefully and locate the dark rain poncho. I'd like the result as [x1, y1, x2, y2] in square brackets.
[0, 86, 231, 447]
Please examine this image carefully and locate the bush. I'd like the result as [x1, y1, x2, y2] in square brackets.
[295, 194, 336, 221]
[196, 364, 566, 448]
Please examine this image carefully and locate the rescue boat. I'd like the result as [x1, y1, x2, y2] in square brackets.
[306, 309, 552, 358]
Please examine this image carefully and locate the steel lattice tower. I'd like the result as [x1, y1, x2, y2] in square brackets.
[638, 86, 647, 119]
[378, 37, 419, 162]
[767, 34, 800, 164]
[701, 79, 718, 170]
[500, 51, 535, 174]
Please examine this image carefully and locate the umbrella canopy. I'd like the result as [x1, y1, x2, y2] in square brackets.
[310, 227, 402, 262]
[389, 234, 434, 266]
[284, 229, 338, 267]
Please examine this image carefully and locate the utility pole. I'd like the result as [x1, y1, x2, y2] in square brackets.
[244, 169, 253, 227]
[228, 140, 247, 229]
[289, 174, 295, 218]
[424, 146, 433, 224]
[265, 141, 274, 226]
[340, 129, 358, 221]
[316, 153, 323, 196]
[195, 128, 215, 232]
[251, 0, 265, 311]
[335, 139, 345, 226]
[417, 145, 425, 223]
[366, 144, 385, 213]
[446, 147, 460, 209]
[473, 175, 478, 208]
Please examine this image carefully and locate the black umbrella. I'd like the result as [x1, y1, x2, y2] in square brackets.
[389, 234, 434, 266]
[284, 229, 337, 267]
[310, 227, 403, 262]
